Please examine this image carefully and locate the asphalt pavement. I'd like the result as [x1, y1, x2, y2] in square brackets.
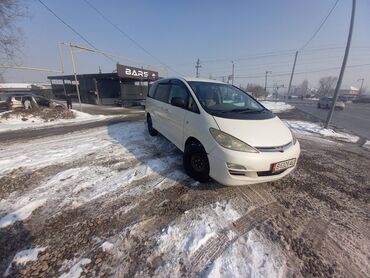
[0, 114, 144, 143]
[286, 99, 370, 140]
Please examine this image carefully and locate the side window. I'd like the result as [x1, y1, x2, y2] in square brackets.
[148, 82, 157, 98]
[188, 96, 200, 113]
[169, 84, 189, 105]
[154, 83, 171, 102]
[15, 96, 22, 101]
[34, 97, 50, 107]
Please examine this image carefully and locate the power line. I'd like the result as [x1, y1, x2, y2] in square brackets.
[300, 0, 340, 50]
[82, 0, 182, 76]
[201, 51, 295, 63]
[229, 63, 370, 79]
[37, 0, 116, 63]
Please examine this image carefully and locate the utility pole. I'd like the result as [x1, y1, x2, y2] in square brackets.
[357, 78, 364, 95]
[195, 58, 201, 78]
[231, 61, 235, 85]
[264, 71, 272, 92]
[287, 51, 298, 97]
[325, 0, 356, 128]
[69, 44, 82, 112]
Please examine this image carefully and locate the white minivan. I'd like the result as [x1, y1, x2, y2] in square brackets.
[145, 77, 300, 186]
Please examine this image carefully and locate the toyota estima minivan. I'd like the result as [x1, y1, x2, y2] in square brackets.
[145, 77, 300, 186]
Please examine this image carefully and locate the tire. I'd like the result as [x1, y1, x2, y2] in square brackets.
[147, 114, 158, 136]
[326, 104, 330, 109]
[183, 143, 210, 182]
[317, 103, 321, 109]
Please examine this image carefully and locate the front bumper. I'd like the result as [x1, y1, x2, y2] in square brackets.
[208, 141, 300, 186]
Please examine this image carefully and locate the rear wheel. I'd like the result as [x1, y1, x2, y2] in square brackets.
[183, 143, 210, 182]
[147, 114, 158, 136]
[317, 103, 321, 108]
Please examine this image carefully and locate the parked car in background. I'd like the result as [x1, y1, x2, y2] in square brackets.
[146, 77, 300, 186]
[352, 96, 370, 104]
[0, 95, 9, 111]
[6, 93, 65, 110]
[317, 97, 345, 110]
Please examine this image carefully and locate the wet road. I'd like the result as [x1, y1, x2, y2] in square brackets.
[286, 100, 370, 139]
[0, 114, 144, 142]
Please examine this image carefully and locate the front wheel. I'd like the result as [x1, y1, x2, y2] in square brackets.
[147, 114, 158, 136]
[183, 143, 210, 182]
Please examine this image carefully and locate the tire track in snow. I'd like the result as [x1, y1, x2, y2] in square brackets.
[189, 201, 285, 276]
[299, 217, 330, 250]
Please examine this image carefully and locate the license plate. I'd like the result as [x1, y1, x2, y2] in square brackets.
[271, 158, 296, 173]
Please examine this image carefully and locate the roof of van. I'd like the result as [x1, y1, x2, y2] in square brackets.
[162, 77, 226, 84]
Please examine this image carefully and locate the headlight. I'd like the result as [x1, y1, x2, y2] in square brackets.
[209, 128, 258, 153]
[290, 129, 297, 145]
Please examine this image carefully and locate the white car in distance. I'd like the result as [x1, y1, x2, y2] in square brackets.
[145, 77, 300, 186]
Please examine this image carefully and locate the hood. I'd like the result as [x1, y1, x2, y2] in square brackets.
[213, 115, 292, 147]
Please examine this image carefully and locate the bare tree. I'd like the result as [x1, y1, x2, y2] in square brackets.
[243, 83, 267, 98]
[299, 79, 309, 96]
[0, 0, 25, 81]
[317, 76, 338, 96]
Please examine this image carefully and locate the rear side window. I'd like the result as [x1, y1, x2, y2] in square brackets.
[188, 97, 200, 113]
[14, 96, 22, 101]
[34, 97, 50, 107]
[169, 84, 189, 104]
[154, 83, 171, 102]
[148, 83, 157, 98]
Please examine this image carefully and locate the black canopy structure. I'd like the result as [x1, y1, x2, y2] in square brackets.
[48, 65, 159, 106]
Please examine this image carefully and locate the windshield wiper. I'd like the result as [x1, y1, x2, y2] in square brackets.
[241, 108, 266, 113]
[214, 108, 265, 114]
[228, 108, 252, 113]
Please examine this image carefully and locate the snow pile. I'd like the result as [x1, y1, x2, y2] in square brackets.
[285, 120, 359, 143]
[260, 101, 294, 113]
[0, 109, 107, 132]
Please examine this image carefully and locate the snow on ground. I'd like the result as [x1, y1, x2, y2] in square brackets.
[5, 247, 46, 276]
[285, 120, 359, 143]
[10, 248, 46, 265]
[0, 198, 47, 228]
[363, 140, 370, 150]
[100, 241, 114, 253]
[207, 231, 286, 278]
[158, 201, 240, 256]
[149, 200, 285, 277]
[59, 258, 91, 278]
[0, 110, 108, 132]
[260, 101, 294, 113]
[0, 122, 180, 223]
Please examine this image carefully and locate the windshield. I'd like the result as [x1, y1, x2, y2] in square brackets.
[188, 81, 265, 113]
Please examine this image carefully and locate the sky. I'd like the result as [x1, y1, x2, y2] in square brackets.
[2, 0, 370, 92]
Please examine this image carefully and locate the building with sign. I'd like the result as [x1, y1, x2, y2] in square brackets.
[47, 64, 159, 106]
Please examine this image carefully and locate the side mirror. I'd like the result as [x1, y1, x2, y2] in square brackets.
[171, 97, 186, 108]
